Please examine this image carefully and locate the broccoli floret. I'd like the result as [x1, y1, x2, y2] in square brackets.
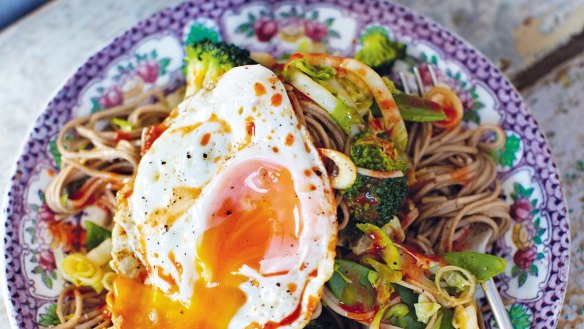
[343, 175, 408, 227]
[350, 131, 409, 172]
[184, 39, 255, 96]
[343, 131, 409, 226]
[355, 26, 406, 74]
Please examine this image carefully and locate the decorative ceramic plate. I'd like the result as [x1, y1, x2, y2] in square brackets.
[1, 1, 569, 328]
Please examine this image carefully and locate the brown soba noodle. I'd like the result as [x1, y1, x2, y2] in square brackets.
[405, 122, 512, 255]
[45, 82, 510, 328]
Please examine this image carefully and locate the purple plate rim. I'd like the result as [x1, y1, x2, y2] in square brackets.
[1, 0, 570, 328]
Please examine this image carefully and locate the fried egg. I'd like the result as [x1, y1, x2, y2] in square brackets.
[110, 65, 337, 328]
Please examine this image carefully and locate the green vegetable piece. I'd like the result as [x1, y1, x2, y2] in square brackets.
[385, 303, 410, 320]
[356, 223, 400, 270]
[111, 118, 134, 131]
[286, 59, 336, 81]
[363, 257, 402, 304]
[444, 252, 507, 282]
[392, 314, 424, 329]
[355, 27, 406, 74]
[343, 175, 408, 227]
[332, 99, 366, 135]
[327, 260, 377, 310]
[382, 77, 402, 94]
[414, 294, 441, 324]
[85, 221, 112, 251]
[443, 271, 470, 293]
[184, 39, 255, 96]
[393, 93, 447, 122]
[439, 308, 455, 329]
[349, 131, 409, 173]
[392, 284, 425, 329]
[283, 67, 364, 135]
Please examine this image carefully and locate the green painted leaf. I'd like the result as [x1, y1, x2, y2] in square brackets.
[533, 236, 542, 244]
[537, 252, 545, 260]
[324, 17, 335, 26]
[246, 30, 255, 38]
[235, 23, 253, 33]
[508, 304, 532, 329]
[48, 140, 62, 169]
[41, 271, 53, 289]
[518, 271, 528, 287]
[429, 55, 437, 65]
[186, 22, 221, 44]
[38, 303, 60, 327]
[159, 58, 171, 76]
[462, 109, 480, 124]
[248, 13, 256, 21]
[528, 264, 538, 276]
[150, 49, 158, 59]
[496, 134, 521, 167]
[328, 29, 341, 38]
[32, 266, 43, 274]
[90, 97, 102, 113]
[524, 187, 534, 198]
[311, 11, 318, 20]
[576, 160, 584, 171]
[472, 101, 484, 110]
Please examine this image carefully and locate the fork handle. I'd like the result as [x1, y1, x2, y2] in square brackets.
[482, 279, 513, 329]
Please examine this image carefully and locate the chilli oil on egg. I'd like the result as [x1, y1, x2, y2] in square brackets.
[109, 65, 337, 329]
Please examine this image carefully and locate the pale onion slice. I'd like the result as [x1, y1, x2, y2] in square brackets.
[318, 148, 357, 189]
[356, 167, 404, 179]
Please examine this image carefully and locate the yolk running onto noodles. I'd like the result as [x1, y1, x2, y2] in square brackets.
[110, 161, 302, 328]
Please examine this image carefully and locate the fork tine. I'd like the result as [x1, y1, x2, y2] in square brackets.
[412, 66, 424, 96]
[428, 65, 438, 86]
[398, 72, 410, 94]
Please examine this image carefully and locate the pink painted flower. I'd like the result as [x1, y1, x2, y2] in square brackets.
[304, 20, 328, 43]
[511, 198, 532, 223]
[99, 86, 123, 109]
[513, 245, 537, 270]
[136, 60, 160, 83]
[38, 203, 56, 223]
[39, 249, 56, 273]
[253, 19, 278, 42]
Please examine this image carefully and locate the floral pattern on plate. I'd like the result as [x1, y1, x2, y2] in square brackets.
[1, 1, 569, 328]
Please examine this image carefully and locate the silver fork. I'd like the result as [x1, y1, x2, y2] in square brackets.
[398, 65, 514, 329]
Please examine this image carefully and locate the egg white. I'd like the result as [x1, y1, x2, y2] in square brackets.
[112, 65, 337, 328]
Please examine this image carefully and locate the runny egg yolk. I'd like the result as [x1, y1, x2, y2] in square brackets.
[110, 161, 302, 328]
